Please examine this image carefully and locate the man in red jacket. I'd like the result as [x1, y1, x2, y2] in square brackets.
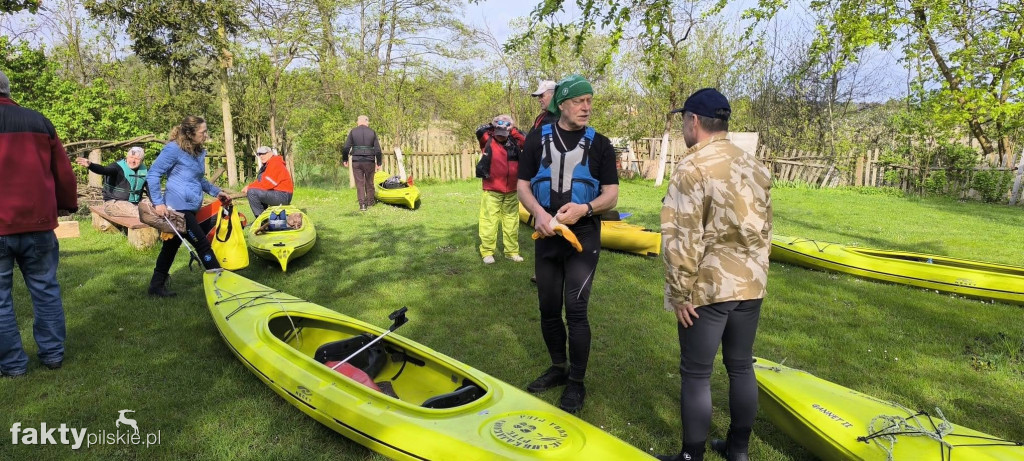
[0, 69, 78, 378]
[475, 115, 525, 264]
[242, 146, 294, 218]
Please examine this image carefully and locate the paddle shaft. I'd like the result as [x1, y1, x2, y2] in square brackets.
[330, 331, 396, 371]
[163, 215, 200, 261]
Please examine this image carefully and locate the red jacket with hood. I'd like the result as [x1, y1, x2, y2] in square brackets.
[247, 154, 294, 193]
[477, 127, 525, 194]
[0, 97, 78, 235]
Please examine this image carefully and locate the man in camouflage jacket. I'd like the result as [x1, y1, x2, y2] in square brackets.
[657, 88, 772, 461]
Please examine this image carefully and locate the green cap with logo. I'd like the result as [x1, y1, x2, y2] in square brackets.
[547, 74, 593, 117]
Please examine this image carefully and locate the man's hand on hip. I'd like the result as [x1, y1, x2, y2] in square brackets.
[673, 301, 699, 328]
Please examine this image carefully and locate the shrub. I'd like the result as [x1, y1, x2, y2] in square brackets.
[971, 170, 1014, 203]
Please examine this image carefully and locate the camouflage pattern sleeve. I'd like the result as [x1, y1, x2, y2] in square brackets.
[661, 160, 708, 307]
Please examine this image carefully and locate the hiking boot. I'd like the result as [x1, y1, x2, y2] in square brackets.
[148, 271, 177, 297]
[506, 254, 524, 262]
[359, 205, 367, 212]
[530, 274, 537, 284]
[657, 443, 706, 461]
[558, 379, 586, 413]
[43, 360, 62, 370]
[526, 366, 568, 393]
[711, 428, 751, 461]
[482, 255, 495, 264]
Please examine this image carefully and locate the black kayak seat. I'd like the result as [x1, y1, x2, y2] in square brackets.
[314, 334, 387, 380]
[422, 382, 485, 409]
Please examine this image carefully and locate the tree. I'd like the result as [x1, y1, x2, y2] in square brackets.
[84, 0, 247, 186]
[517, 0, 1024, 165]
[1, 0, 40, 14]
[0, 37, 146, 144]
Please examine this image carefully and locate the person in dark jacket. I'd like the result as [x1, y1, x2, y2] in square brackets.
[76, 146, 147, 217]
[529, 80, 558, 135]
[342, 115, 383, 211]
[0, 69, 78, 378]
[475, 115, 525, 264]
[146, 116, 230, 297]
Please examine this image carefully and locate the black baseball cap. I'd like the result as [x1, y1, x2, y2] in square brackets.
[670, 88, 731, 121]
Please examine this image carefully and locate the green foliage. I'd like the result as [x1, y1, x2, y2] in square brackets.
[83, 0, 246, 81]
[922, 169, 946, 195]
[0, 38, 147, 144]
[971, 169, 1015, 203]
[0, 0, 39, 14]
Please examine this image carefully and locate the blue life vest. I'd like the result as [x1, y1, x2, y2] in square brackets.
[268, 210, 289, 231]
[529, 124, 599, 211]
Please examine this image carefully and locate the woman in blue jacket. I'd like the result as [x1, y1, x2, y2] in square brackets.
[146, 116, 230, 297]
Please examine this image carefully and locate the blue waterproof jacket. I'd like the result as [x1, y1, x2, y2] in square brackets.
[146, 141, 221, 211]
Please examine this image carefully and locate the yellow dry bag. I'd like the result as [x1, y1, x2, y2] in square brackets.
[211, 205, 249, 270]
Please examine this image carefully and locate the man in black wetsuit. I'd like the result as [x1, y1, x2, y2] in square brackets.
[517, 74, 619, 414]
[76, 146, 147, 217]
[342, 115, 383, 211]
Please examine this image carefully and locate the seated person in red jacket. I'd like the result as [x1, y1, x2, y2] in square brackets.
[76, 146, 147, 218]
[242, 146, 294, 218]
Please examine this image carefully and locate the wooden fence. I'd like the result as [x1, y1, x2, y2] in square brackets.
[198, 133, 1023, 204]
[379, 151, 478, 182]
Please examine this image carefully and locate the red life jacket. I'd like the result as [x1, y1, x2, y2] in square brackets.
[480, 129, 524, 194]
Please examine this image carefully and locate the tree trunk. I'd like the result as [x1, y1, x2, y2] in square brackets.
[315, 0, 338, 99]
[269, 93, 279, 150]
[217, 24, 238, 187]
[384, 0, 398, 72]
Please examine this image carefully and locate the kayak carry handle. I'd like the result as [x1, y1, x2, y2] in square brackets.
[388, 307, 408, 332]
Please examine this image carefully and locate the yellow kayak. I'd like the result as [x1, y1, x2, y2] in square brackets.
[374, 171, 421, 209]
[771, 235, 1024, 305]
[245, 205, 316, 272]
[519, 203, 661, 256]
[755, 357, 1023, 460]
[203, 269, 654, 461]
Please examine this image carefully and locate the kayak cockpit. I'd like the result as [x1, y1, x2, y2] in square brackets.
[267, 314, 488, 409]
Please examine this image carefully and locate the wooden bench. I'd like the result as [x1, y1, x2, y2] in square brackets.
[89, 205, 158, 249]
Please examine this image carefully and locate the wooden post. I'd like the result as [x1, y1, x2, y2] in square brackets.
[88, 149, 102, 188]
[347, 161, 355, 188]
[1010, 147, 1024, 205]
[654, 131, 670, 186]
[855, 154, 865, 186]
[395, 147, 408, 181]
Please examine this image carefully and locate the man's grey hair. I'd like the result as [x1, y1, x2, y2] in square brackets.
[684, 111, 729, 133]
[357, 115, 369, 125]
[127, 146, 145, 157]
[0, 69, 10, 98]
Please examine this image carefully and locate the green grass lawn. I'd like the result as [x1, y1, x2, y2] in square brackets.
[3, 180, 1023, 460]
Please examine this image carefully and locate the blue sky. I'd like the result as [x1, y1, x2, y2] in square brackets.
[462, 0, 909, 101]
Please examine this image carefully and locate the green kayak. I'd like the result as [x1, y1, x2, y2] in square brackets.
[771, 235, 1024, 305]
[245, 205, 317, 272]
[374, 171, 421, 209]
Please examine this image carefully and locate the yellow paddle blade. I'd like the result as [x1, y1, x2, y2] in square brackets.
[531, 224, 583, 252]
